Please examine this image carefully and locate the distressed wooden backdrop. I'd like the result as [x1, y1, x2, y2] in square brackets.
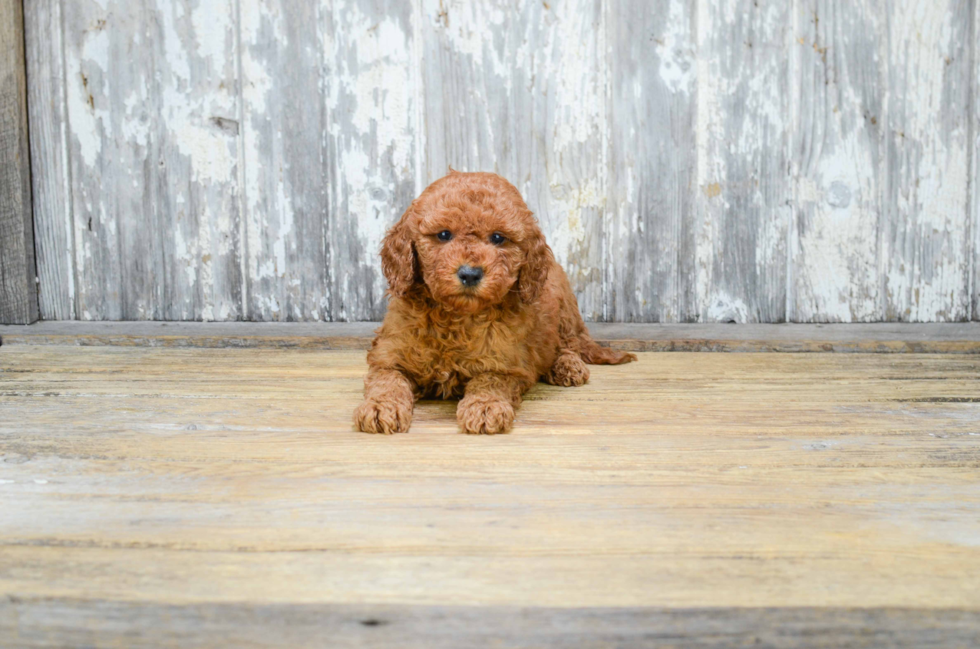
[24, 0, 980, 323]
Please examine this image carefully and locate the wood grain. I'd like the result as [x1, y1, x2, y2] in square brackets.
[325, 0, 418, 322]
[792, 0, 883, 322]
[1, 346, 979, 644]
[239, 0, 327, 322]
[972, 0, 979, 322]
[1, 348, 980, 603]
[606, 0, 696, 323]
[696, 0, 790, 323]
[59, 0, 242, 321]
[23, 1, 980, 324]
[3, 601, 979, 648]
[0, 0, 37, 325]
[3, 321, 980, 353]
[24, 0, 73, 321]
[881, 0, 974, 322]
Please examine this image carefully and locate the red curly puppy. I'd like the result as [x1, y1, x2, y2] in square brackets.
[354, 170, 636, 435]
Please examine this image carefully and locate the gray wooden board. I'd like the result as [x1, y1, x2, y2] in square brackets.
[973, 0, 980, 322]
[24, 0, 72, 321]
[2, 600, 978, 649]
[880, 0, 974, 322]
[322, 0, 418, 322]
[58, 0, 242, 321]
[0, 0, 38, 325]
[606, 0, 696, 323]
[791, 0, 882, 322]
[3, 321, 980, 353]
[22, 0, 980, 324]
[240, 0, 329, 322]
[696, 0, 789, 324]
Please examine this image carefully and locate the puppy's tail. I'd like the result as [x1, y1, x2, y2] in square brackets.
[579, 334, 637, 365]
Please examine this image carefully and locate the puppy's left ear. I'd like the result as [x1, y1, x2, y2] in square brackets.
[518, 219, 554, 303]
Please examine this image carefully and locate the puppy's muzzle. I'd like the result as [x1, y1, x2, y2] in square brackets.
[457, 265, 484, 287]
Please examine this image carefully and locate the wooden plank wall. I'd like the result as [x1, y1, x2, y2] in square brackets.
[0, 0, 38, 324]
[23, 0, 980, 323]
[973, 0, 980, 322]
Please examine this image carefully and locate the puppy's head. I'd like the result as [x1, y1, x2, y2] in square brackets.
[381, 171, 552, 313]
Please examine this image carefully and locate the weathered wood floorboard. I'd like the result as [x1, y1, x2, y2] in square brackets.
[3, 601, 979, 649]
[1, 346, 978, 645]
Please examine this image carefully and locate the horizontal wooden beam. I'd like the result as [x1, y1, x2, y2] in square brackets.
[2, 600, 977, 648]
[2, 322, 980, 353]
[0, 0, 37, 324]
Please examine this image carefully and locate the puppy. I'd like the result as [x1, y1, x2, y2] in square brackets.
[354, 170, 636, 435]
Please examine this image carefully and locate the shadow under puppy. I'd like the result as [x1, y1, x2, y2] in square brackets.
[354, 170, 636, 435]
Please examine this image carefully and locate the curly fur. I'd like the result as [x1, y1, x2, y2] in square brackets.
[354, 170, 636, 435]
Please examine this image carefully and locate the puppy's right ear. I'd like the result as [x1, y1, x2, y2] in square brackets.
[380, 207, 417, 298]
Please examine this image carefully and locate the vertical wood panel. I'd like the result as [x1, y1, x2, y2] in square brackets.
[25, 0, 74, 320]
[973, 0, 979, 321]
[792, 0, 883, 322]
[240, 0, 417, 322]
[62, 0, 117, 320]
[24, 0, 980, 323]
[695, 0, 791, 323]
[152, 0, 242, 322]
[327, 0, 418, 321]
[419, 0, 607, 319]
[239, 0, 328, 321]
[0, 0, 38, 324]
[418, 0, 502, 176]
[62, 0, 241, 321]
[606, 0, 696, 322]
[881, 0, 973, 321]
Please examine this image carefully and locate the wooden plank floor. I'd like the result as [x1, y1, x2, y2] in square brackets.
[1, 345, 979, 647]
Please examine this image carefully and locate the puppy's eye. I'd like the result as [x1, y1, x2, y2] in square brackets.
[437, 230, 453, 242]
[489, 233, 506, 245]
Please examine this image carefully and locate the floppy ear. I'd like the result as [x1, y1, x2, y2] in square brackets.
[380, 207, 417, 298]
[518, 220, 554, 303]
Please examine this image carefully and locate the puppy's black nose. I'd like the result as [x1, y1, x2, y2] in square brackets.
[457, 265, 484, 287]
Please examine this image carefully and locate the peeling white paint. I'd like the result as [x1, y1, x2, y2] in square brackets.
[32, 0, 980, 323]
[548, 178, 601, 271]
[191, 3, 231, 70]
[706, 292, 751, 323]
[798, 124, 881, 322]
[438, 0, 510, 89]
[69, 27, 109, 168]
[551, 4, 603, 153]
[881, 0, 972, 321]
[240, 0, 288, 319]
[657, 0, 694, 95]
[330, 0, 417, 318]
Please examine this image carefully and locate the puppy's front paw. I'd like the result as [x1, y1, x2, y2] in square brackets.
[546, 353, 590, 387]
[354, 398, 412, 434]
[457, 395, 515, 435]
